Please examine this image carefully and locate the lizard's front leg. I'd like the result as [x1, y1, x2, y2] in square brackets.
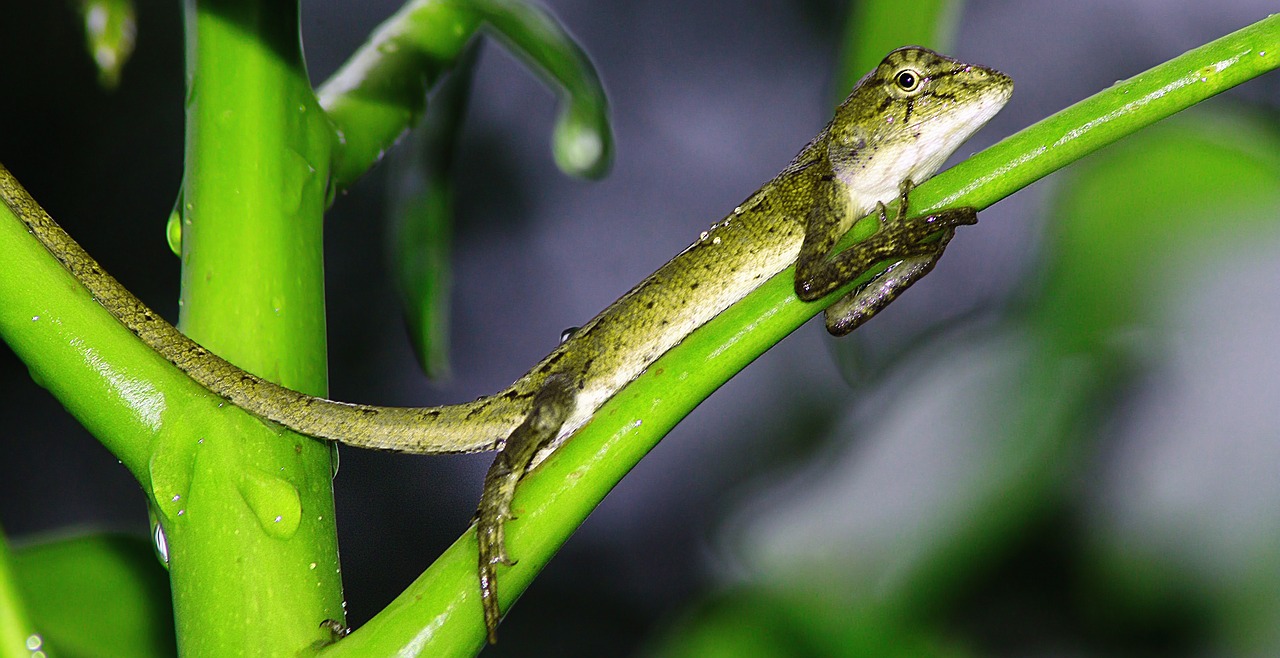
[476, 372, 578, 643]
[795, 179, 976, 335]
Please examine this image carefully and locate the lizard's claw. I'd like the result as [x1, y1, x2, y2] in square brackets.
[477, 481, 517, 643]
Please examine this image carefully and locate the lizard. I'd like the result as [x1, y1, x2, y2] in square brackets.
[0, 45, 1012, 643]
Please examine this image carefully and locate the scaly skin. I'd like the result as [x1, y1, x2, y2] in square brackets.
[1, 46, 1011, 643]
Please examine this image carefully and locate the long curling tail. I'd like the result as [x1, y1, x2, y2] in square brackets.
[1, 163, 527, 455]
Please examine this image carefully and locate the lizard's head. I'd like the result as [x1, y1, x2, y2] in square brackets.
[828, 46, 1013, 204]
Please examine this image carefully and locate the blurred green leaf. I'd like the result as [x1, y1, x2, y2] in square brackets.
[386, 45, 480, 379]
[389, 151, 456, 380]
[653, 587, 975, 658]
[835, 0, 961, 97]
[1049, 110, 1280, 652]
[0, 526, 38, 658]
[1036, 109, 1280, 357]
[474, 0, 612, 178]
[77, 0, 136, 89]
[12, 533, 175, 658]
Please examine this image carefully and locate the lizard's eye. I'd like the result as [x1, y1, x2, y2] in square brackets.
[893, 68, 922, 93]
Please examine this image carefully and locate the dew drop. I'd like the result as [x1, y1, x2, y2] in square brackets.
[26, 633, 42, 650]
[237, 467, 302, 540]
[150, 508, 170, 569]
[559, 326, 580, 344]
[165, 209, 182, 256]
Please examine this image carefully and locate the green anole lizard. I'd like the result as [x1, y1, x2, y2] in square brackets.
[0, 46, 1011, 643]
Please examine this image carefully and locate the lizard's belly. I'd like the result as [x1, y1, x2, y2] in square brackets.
[536, 212, 806, 461]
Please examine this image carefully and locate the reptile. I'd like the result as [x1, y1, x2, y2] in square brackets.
[0, 45, 1012, 643]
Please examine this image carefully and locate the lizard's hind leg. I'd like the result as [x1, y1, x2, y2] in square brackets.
[476, 372, 578, 643]
[823, 235, 952, 336]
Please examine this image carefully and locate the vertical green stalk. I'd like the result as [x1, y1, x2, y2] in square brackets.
[169, 1, 341, 654]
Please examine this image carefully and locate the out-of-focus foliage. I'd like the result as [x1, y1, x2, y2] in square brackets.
[77, 0, 137, 88]
[654, 110, 1280, 656]
[11, 534, 174, 658]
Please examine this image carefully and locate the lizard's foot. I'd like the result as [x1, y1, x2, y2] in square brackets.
[477, 450, 520, 644]
[823, 247, 948, 336]
[306, 618, 350, 651]
[805, 179, 977, 334]
[319, 619, 350, 639]
[793, 180, 978, 303]
[875, 178, 976, 247]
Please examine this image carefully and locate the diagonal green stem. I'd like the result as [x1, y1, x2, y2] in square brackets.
[320, 14, 1280, 655]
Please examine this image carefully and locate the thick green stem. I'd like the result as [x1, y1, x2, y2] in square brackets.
[167, 1, 342, 655]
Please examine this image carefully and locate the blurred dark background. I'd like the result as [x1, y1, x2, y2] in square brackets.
[3, 1, 1280, 655]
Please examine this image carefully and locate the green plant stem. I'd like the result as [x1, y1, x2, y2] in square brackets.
[168, 0, 342, 655]
[318, 0, 612, 191]
[0, 176, 199, 484]
[321, 14, 1280, 655]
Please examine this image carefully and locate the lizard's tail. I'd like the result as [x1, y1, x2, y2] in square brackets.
[2, 163, 525, 454]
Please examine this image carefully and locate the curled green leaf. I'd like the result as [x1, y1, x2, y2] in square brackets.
[319, 0, 612, 190]
[470, 0, 612, 179]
